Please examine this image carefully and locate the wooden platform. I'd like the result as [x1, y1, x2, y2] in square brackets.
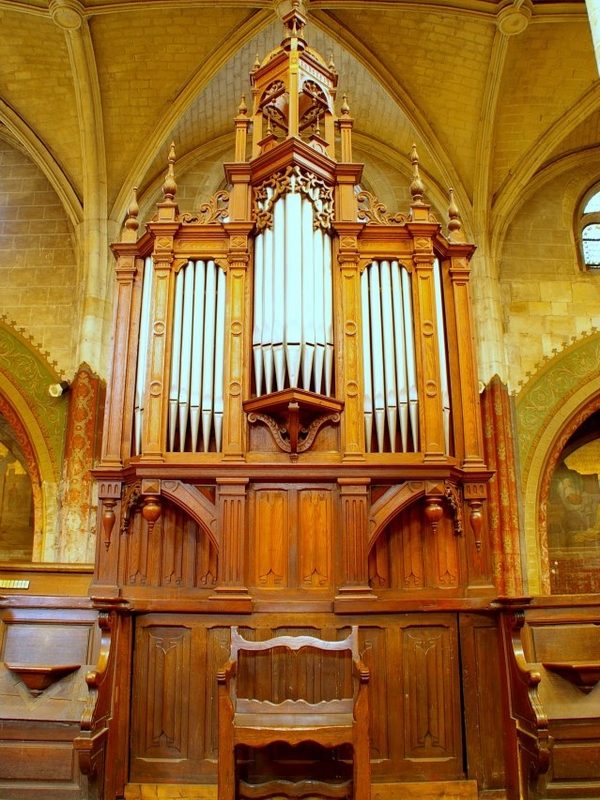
[124, 781, 481, 800]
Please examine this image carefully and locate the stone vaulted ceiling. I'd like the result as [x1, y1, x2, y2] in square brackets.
[0, 0, 596, 240]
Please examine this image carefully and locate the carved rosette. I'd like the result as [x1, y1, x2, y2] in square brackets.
[253, 165, 334, 232]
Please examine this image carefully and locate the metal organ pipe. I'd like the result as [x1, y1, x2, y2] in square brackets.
[201, 260, 217, 452]
[360, 269, 374, 452]
[272, 196, 286, 392]
[134, 257, 153, 456]
[213, 266, 226, 452]
[168, 267, 185, 452]
[178, 263, 195, 451]
[132, 258, 228, 455]
[402, 266, 419, 449]
[252, 188, 334, 397]
[323, 230, 334, 396]
[190, 260, 206, 452]
[361, 259, 435, 454]
[433, 258, 451, 453]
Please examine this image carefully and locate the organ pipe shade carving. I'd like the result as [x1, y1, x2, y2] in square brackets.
[134, 258, 227, 455]
[252, 188, 334, 398]
[360, 258, 450, 454]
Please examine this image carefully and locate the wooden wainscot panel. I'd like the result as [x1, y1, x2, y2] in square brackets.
[120, 497, 217, 597]
[361, 616, 463, 782]
[251, 487, 290, 589]
[298, 486, 334, 590]
[368, 497, 462, 594]
[249, 484, 337, 596]
[400, 618, 463, 780]
[459, 613, 506, 792]
[129, 616, 231, 783]
[0, 602, 100, 799]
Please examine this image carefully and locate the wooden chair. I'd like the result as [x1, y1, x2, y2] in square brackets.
[217, 626, 371, 800]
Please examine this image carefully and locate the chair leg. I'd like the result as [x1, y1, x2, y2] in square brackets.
[353, 739, 371, 800]
[218, 742, 236, 800]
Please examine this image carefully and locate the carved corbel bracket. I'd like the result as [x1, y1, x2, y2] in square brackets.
[120, 481, 141, 535]
[244, 388, 343, 461]
[444, 481, 464, 536]
[5, 662, 80, 696]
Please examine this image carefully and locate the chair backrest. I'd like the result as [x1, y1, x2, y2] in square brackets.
[229, 626, 360, 707]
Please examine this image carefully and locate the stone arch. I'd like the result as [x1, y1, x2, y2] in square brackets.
[515, 332, 600, 594]
[0, 380, 60, 561]
[0, 322, 68, 560]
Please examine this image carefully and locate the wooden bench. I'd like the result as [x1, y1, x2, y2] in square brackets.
[217, 626, 371, 800]
[500, 600, 600, 800]
[0, 595, 100, 800]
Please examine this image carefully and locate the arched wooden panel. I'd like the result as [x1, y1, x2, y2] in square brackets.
[120, 499, 217, 590]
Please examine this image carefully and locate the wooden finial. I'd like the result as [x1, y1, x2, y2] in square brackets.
[162, 142, 177, 203]
[329, 52, 337, 73]
[340, 93, 350, 116]
[252, 53, 260, 72]
[123, 186, 139, 240]
[237, 94, 248, 116]
[447, 187, 463, 241]
[409, 143, 425, 205]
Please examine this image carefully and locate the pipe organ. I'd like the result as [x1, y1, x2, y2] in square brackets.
[92, 4, 502, 797]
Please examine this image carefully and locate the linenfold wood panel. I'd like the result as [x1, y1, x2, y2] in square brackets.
[129, 616, 465, 784]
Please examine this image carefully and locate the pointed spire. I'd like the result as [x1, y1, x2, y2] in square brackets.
[162, 142, 177, 204]
[409, 143, 425, 205]
[237, 94, 248, 116]
[340, 93, 350, 116]
[328, 52, 337, 73]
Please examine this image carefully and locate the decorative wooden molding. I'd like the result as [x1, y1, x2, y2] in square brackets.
[356, 190, 408, 226]
[5, 662, 80, 696]
[253, 165, 334, 232]
[244, 388, 343, 460]
[181, 189, 229, 225]
[542, 661, 600, 694]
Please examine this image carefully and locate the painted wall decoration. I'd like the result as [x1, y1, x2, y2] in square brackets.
[546, 416, 600, 594]
[0, 430, 34, 561]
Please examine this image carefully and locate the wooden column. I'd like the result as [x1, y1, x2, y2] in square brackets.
[335, 223, 365, 461]
[411, 245, 446, 461]
[222, 224, 253, 460]
[102, 243, 140, 466]
[91, 478, 122, 597]
[448, 250, 486, 469]
[336, 478, 375, 597]
[140, 220, 178, 461]
[212, 478, 250, 600]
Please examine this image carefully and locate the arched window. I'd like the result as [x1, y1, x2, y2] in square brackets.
[577, 187, 600, 269]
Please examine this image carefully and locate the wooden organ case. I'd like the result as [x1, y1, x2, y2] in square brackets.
[91, 5, 503, 798]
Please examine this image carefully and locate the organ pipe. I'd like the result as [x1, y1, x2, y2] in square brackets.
[433, 258, 450, 453]
[136, 258, 227, 455]
[252, 188, 334, 397]
[134, 256, 153, 456]
[361, 259, 451, 454]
